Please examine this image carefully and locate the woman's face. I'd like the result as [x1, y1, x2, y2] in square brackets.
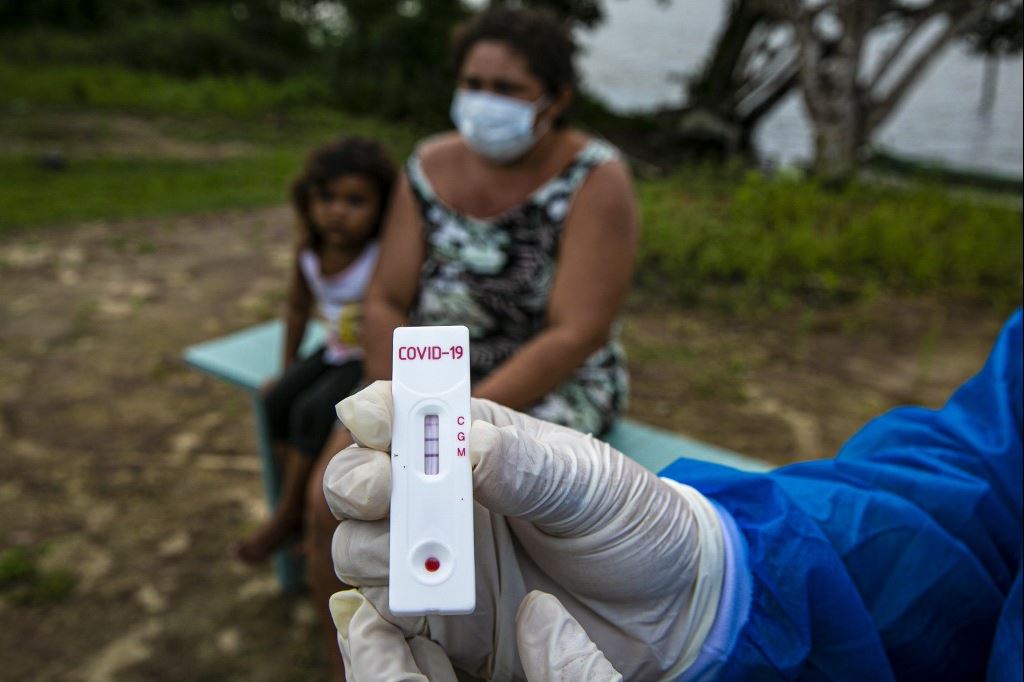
[458, 41, 546, 102]
[457, 40, 569, 128]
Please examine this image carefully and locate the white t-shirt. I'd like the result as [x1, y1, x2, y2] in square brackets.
[299, 242, 379, 364]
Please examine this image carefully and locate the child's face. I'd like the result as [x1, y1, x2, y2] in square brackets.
[309, 174, 381, 248]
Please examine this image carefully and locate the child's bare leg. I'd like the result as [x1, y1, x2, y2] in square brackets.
[235, 445, 314, 564]
[270, 440, 288, 471]
[306, 427, 353, 682]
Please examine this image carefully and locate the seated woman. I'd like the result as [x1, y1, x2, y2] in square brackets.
[306, 8, 638, 680]
[363, 6, 638, 434]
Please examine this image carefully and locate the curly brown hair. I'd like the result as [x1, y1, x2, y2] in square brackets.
[290, 136, 396, 251]
[451, 7, 577, 127]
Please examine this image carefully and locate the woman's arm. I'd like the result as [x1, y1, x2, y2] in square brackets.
[473, 158, 638, 410]
[361, 171, 426, 380]
[282, 251, 313, 369]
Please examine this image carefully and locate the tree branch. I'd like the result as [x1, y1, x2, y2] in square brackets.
[789, 7, 827, 120]
[739, 52, 800, 123]
[868, 5, 943, 91]
[868, 2, 993, 132]
[734, 38, 786, 102]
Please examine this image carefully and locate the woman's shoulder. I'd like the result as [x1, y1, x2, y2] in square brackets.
[407, 133, 462, 194]
[540, 131, 626, 192]
[413, 132, 463, 170]
[568, 131, 623, 167]
[533, 132, 629, 203]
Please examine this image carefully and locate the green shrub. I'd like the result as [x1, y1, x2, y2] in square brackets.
[0, 62, 331, 117]
[1, 4, 318, 80]
[638, 166, 1023, 307]
[328, 0, 468, 124]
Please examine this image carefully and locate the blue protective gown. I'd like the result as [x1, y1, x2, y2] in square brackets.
[662, 311, 1022, 681]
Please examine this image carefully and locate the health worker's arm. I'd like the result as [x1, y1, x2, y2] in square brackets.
[361, 171, 424, 381]
[473, 159, 637, 410]
[664, 310, 1023, 681]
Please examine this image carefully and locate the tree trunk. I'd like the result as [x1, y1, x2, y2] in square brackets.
[804, 49, 864, 182]
[813, 115, 862, 181]
[979, 55, 998, 115]
[795, 2, 872, 183]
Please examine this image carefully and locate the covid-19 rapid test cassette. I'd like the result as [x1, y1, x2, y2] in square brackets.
[389, 325, 475, 616]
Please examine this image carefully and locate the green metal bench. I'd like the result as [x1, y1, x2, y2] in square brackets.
[184, 320, 770, 591]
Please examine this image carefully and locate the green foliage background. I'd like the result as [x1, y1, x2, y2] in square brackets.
[0, 1, 1020, 310]
[639, 167, 1022, 309]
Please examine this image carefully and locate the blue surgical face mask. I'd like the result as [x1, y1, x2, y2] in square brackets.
[450, 89, 549, 163]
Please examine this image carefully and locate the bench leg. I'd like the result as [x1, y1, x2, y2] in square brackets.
[250, 394, 306, 593]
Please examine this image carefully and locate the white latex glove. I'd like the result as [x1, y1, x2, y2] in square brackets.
[325, 381, 725, 681]
[330, 588, 622, 682]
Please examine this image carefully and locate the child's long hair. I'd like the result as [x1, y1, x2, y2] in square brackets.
[290, 136, 396, 252]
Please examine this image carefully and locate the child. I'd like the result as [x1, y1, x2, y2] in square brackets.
[235, 137, 395, 563]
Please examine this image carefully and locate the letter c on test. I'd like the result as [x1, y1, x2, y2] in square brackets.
[457, 416, 465, 426]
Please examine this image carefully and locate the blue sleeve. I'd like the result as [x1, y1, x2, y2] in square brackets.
[661, 310, 1022, 681]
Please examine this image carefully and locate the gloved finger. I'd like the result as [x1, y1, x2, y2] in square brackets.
[469, 419, 644, 534]
[336, 380, 394, 451]
[408, 636, 459, 682]
[470, 419, 705, 601]
[331, 519, 389, 586]
[467, 396, 539, 430]
[329, 589, 429, 681]
[337, 381, 538, 456]
[322, 445, 391, 521]
[516, 591, 622, 682]
[358, 585, 426, 638]
[329, 590, 361, 679]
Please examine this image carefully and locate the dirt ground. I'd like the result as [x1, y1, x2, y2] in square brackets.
[0, 206, 1008, 680]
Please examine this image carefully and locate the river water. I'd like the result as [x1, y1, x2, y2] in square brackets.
[575, 0, 1024, 176]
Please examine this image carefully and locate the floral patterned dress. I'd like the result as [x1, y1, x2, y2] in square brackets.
[406, 138, 629, 435]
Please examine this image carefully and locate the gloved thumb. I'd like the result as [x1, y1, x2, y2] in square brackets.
[516, 591, 622, 682]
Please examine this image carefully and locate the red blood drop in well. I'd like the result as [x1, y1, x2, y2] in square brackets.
[425, 557, 441, 572]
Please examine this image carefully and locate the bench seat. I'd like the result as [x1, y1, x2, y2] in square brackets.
[184, 320, 770, 591]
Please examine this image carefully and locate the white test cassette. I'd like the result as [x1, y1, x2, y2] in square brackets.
[389, 325, 475, 615]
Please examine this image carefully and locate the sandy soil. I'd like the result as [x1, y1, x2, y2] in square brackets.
[0, 206, 1007, 680]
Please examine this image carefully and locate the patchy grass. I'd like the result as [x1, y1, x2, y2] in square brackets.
[0, 154, 298, 230]
[6, 140, 429, 229]
[0, 548, 75, 606]
[620, 312, 751, 404]
[0, 102, 420, 231]
[0, 63, 422, 230]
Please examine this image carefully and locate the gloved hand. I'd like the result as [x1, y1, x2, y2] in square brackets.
[331, 587, 622, 682]
[324, 381, 726, 681]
